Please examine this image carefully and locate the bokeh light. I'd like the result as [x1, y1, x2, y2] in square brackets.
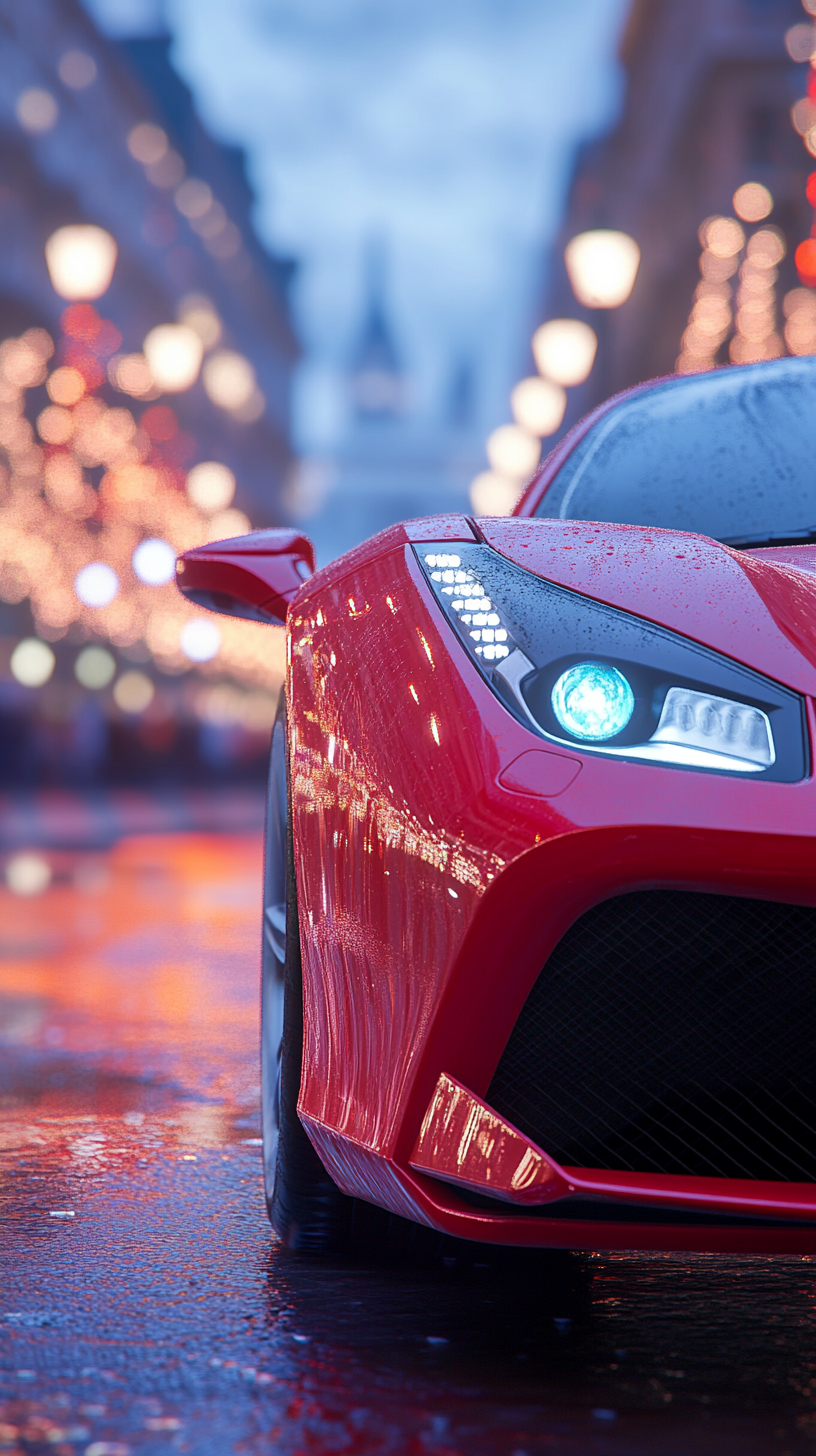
[510, 376, 566, 437]
[10, 638, 56, 687]
[127, 122, 168, 165]
[6, 852, 51, 896]
[207, 509, 251, 541]
[784, 288, 816, 354]
[186, 461, 236, 513]
[486, 424, 540, 479]
[564, 229, 640, 308]
[175, 179, 213, 218]
[45, 226, 118, 301]
[469, 472, 523, 516]
[532, 318, 598, 385]
[747, 228, 786, 268]
[733, 182, 773, 223]
[181, 617, 221, 662]
[132, 538, 176, 585]
[47, 366, 85, 406]
[796, 238, 816, 287]
[113, 670, 155, 714]
[37, 405, 73, 445]
[75, 645, 116, 690]
[178, 295, 222, 349]
[699, 216, 744, 260]
[74, 562, 119, 608]
[16, 88, 58, 133]
[147, 151, 185, 190]
[58, 51, 97, 89]
[786, 21, 816, 60]
[109, 353, 155, 398]
[142, 324, 203, 393]
[203, 351, 256, 411]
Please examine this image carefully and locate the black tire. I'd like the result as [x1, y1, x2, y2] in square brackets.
[262, 698, 354, 1253]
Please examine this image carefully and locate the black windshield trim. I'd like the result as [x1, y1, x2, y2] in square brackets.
[721, 527, 816, 550]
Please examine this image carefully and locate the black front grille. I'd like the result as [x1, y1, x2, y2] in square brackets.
[487, 891, 816, 1182]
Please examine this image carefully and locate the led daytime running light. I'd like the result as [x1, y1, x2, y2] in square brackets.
[423, 553, 511, 662]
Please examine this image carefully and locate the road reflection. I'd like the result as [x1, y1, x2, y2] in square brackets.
[2, 832, 816, 1454]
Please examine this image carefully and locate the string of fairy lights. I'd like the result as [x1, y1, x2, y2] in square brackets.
[678, 5, 816, 372]
[474, 5, 816, 515]
[1, 77, 283, 735]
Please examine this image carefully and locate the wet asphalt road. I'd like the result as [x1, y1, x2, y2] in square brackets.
[4, 831, 816, 1455]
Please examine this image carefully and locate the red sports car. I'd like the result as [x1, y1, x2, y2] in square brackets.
[177, 356, 816, 1256]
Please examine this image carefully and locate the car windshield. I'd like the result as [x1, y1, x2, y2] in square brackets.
[533, 356, 816, 546]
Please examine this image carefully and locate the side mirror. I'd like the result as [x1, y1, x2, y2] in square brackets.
[175, 529, 315, 626]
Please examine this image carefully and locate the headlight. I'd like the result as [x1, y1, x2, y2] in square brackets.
[418, 545, 805, 781]
[552, 662, 635, 741]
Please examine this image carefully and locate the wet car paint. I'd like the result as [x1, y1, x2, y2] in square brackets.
[281, 520, 816, 1245]
[3, 831, 816, 1453]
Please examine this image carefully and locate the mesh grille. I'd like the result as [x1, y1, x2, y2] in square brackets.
[487, 891, 816, 1182]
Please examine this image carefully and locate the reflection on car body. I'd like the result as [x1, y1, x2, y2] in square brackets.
[177, 356, 816, 1256]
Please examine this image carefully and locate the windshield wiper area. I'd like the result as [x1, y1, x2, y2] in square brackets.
[720, 527, 816, 550]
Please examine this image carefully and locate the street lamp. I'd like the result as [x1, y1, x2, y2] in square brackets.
[510, 376, 566, 436]
[45, 224, 117, 300]
[143, 324, 204, 393]
[564, 229, 640, 309]
[532, 318, 598, 386]
[486, 424, 540, 478]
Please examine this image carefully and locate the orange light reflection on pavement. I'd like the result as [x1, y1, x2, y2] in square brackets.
[0, 832, 263, 1148]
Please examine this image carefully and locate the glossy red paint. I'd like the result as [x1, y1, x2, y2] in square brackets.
[177, 528, 315, 625]
[746, 545, 816, 577]
[411, 1072, 565, 1203]
[498, 749, 582, 798]
[411, 1072, 816, 1221]
[478, 517, 816, 693]
[282, 513, 816, 1253]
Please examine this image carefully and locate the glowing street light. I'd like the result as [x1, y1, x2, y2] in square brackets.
[469, 472, 524, 516]
[510, 376, 566, 437]
[564, 229, 640, 309]
[45, 224, 117, 301]
[486, 424, 540, 479]
[143, 324, 203, 393]
[532, 318, 598, 386]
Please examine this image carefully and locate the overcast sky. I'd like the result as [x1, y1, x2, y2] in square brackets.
[83, 0, 629, 447]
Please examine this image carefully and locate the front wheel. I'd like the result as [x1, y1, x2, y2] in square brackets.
[261, 700, 355, 1253]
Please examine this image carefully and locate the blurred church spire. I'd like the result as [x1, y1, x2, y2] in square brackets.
[348, 238, 404, 419]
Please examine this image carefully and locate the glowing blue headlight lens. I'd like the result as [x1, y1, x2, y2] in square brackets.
[551, 662, 635, 741]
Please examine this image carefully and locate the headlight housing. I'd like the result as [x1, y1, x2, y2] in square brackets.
[417, 544, 806, 781]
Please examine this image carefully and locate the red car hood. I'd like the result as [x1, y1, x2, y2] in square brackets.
[476, 517, 816, 697]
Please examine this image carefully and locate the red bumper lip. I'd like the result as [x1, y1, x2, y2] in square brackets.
[409, 1073, 816, 1223]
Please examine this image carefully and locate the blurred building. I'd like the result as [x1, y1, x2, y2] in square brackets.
[539, 0, 811, 426]
[297, 246, 480, 563]
[0, 0, 299, 785]
[0, 0, 297, 516]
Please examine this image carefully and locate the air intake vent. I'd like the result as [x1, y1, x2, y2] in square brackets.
[487, 891, 816, 1182]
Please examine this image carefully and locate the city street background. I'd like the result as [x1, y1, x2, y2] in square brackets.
[4, 0, 816, 1451]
